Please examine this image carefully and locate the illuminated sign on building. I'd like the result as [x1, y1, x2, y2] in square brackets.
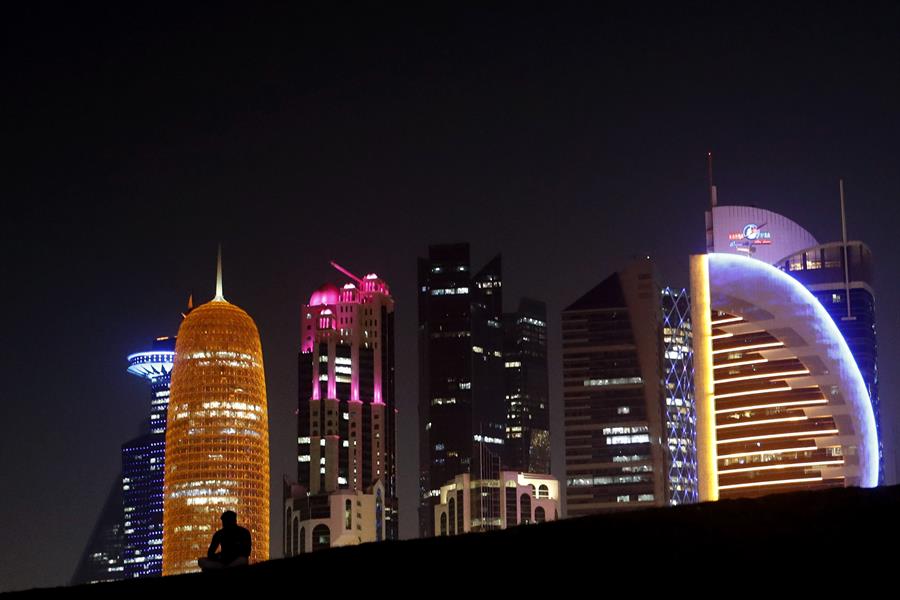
[710, 205, 818, 265]
[728, 223, 772, 253]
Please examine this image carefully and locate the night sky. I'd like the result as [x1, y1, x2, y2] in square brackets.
[3, 3, 899, 592]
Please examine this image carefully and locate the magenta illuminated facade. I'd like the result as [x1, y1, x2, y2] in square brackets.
[284, 265, 397, 553]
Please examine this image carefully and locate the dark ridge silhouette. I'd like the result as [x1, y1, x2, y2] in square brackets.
[14, 484, 899, 595]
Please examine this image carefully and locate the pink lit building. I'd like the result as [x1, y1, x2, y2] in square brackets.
[284, 264, 397, 554]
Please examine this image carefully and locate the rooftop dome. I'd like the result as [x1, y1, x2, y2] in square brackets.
[309, 283, 340, 307]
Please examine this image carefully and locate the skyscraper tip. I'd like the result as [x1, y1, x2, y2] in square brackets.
[214, 245, 224, 302]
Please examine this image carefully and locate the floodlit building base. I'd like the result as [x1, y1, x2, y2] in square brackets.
[434, 472, 559, 536]
[284, 480, 388, 555]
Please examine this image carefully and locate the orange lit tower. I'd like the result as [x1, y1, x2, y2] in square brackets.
[162, 250, 269, 575]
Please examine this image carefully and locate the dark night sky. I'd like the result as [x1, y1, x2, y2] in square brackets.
[2, 3, 899, 591]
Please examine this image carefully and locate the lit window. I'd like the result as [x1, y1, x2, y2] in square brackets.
[584, 377, 643, 387]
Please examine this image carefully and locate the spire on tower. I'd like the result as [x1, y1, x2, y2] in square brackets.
[214, 245, 225, 302]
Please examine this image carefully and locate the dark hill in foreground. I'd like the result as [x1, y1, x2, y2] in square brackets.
[14, 484, 900, 595]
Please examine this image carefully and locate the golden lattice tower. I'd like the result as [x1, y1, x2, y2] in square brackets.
[162, 249, 269, 574]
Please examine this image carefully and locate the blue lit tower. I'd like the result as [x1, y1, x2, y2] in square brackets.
[121, 336, 175, 578]
[661, 288, 699, 504]
[776, 241, 881, 483]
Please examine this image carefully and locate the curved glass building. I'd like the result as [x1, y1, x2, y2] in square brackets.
[690, 253, 877, 500]
[162, 256, 269, 574]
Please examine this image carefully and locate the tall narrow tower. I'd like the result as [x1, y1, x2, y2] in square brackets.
[502, 298, 550, 474]
[162, 250, 269, 575]
[122, 336, 175, 578]
[417, 244, 505, 537]
[284, 263, 397, 554]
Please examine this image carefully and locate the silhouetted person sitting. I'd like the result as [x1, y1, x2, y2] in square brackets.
[198, 510, 252, 571]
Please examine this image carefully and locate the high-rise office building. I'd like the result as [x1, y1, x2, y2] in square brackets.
[417, 244, 505, 537]
[121, 336, 175, 578]
[562, 258, 699, 516]
[284, 263, 397, 554]
[706, 197, 882, 483]
[162, 253, 269, 575]
[690, 253, 878, 500]
[775, 241, 882, 483]
[503, 299, 550, 474]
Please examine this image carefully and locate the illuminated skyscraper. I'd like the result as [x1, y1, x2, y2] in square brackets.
[562, 258, 698, 515]
[690, 253, 877, 500]
[705, 192, 882, 483]
[162, 252, 269, 575]
[661, 288, 698, 504]
[284, 263, 397, 554]
[417, 244, 505, 537]
[776, 241, 882, 483]
[121, 336, 175, 578]
[503, 299, 550, 474]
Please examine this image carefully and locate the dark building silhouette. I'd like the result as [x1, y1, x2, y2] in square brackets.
[70, 478, 125, 585]
[417, 244, 505, 537]
[503, 299, 550, 474]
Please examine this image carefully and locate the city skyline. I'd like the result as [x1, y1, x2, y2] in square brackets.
[4, 3, 900, 592]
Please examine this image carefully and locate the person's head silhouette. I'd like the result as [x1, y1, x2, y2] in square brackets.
[221, 510, 238, 527]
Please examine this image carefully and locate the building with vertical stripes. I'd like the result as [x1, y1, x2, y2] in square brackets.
[284, 263, 397, 554]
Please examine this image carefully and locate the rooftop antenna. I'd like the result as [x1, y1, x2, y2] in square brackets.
[214, 244, 225, 301]
[839, 180, 855, 321]
[705, 152, 718, 253]
[330, 260, 363, 284]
